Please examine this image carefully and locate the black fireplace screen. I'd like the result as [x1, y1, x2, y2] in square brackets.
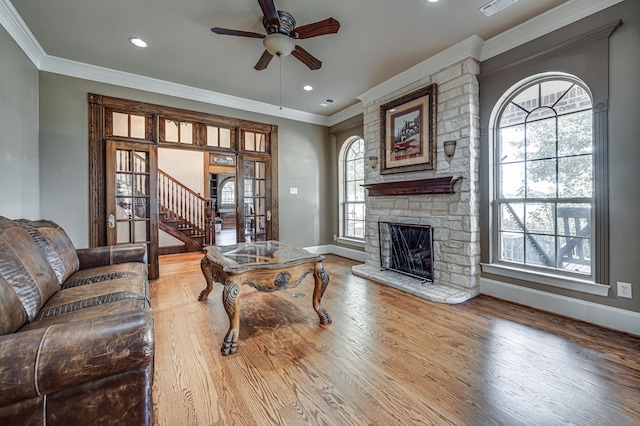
[378, 222, 433, 281]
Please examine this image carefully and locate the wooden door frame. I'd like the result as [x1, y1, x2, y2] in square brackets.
[89, 94, 279, 277]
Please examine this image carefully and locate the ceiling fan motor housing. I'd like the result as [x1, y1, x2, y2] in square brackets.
[264, 11, 297, 37]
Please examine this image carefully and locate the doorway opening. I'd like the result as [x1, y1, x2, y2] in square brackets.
[88, 94, 279, 278]
[156, 148, 238, 255]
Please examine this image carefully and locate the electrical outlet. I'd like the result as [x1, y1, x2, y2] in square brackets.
[617, 282, 632, 299]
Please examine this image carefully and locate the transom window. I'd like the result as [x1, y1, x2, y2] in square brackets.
[163, 119, 193, 144]
[110, 111, 148, 139]
[244, 131, 267, 152]
[207, 126, 232, 148]
[343, 137, 365, 239]
[494, 75, 594, 276]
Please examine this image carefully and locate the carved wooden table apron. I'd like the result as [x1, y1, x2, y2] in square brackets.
[199, 241, 331, 355]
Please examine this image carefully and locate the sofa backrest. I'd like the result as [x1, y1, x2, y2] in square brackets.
[0, 217, 60, 324]
[17, 219, 79, 285]
[0, 275, 27, 334]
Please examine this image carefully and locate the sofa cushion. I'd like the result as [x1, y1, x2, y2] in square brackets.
[16, 219, 79, 285]
[42, 266, 148, 312]
[0, 218, 59, 322]
[63, 263, 149, 302]
[19, 299, 148, 332]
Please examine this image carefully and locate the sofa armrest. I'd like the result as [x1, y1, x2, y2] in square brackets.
[76, 243, 147, 269]
[0, 309, 154, 407]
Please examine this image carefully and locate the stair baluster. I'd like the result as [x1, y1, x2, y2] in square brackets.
[158, 170, 214, 250]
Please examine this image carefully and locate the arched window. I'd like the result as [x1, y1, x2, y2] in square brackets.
[340, 137, 365, 240]
[220, 179, 235, 205]
[492, 74, 594, 277]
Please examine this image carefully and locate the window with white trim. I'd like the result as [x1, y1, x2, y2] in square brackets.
[492, 74, 594, 278]
[341, 137, 365, 240]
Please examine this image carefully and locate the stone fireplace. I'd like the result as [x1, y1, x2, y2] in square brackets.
[351, 57, 481, 304]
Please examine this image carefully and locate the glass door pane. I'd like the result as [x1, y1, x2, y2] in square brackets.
[240, 156, 270, 242]
[106, 140, 158, 278]
[113, 149, 151, 244]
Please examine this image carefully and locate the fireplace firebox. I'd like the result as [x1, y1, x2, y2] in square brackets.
[378, 222, 433, 282]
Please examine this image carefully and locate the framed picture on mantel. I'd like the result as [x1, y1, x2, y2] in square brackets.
[380, 84, 437, 174]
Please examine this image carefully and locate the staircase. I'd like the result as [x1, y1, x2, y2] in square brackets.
[158, 170, 214, 254]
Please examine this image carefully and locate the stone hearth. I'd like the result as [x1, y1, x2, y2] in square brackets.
[352, 264, 478, 304]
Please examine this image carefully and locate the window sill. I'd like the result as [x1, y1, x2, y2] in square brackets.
[480, 263, 610, 297]
[336, 237, 365, 248]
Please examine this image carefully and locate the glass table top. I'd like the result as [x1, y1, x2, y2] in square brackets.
[204, 241, 322, 271]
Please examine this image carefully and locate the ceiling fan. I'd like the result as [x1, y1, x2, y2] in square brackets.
[211, 0, 340, 71]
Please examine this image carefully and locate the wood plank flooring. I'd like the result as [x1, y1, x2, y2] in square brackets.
[151, 253, 640, 425]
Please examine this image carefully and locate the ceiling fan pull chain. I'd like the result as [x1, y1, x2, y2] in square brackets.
[279, 56, 283, 110]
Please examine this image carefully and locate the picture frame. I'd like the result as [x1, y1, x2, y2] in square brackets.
[379, 84, 437, 174]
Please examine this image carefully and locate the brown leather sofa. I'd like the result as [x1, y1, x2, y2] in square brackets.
[0, 216, 154, 425]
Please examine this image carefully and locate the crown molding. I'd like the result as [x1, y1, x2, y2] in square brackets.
[357, 35, 485, 107]
[39, 55, 329, 126]
[0, 0, 44, 67]
[480, 0, 624, 61]
[327, 102, 363, 127]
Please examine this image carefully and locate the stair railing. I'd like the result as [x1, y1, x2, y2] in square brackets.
[158, 170, 214, 246]
[503, 203, 553, 267]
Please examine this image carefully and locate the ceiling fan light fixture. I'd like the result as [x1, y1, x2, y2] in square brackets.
[263, 33, 295, 57]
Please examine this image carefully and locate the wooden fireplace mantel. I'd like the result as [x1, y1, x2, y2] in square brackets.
[362, 176, 462, 196]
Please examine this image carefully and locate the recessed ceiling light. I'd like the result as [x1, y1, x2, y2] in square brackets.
[303, 85, 313, 91]
[129, 37, 147, 48]
[427, 0, 439, 3]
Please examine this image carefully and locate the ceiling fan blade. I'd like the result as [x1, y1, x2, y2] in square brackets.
[291, 45, 322, 70]
[211, 27, 265, 38]
[293, 18, 340, 39]
[254, 50, 273, 70]
[257, 0, 280, 29]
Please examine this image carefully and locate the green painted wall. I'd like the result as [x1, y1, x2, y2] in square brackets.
[0, 25, 39, 219]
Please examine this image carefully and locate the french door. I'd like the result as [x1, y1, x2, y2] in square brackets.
[105, 140, 159, 278]
[237, 154, 273, 242]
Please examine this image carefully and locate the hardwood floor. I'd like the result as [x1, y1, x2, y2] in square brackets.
[151, 253, 640, 425]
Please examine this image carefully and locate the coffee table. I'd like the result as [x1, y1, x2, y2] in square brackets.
[199, 241, 332, 355]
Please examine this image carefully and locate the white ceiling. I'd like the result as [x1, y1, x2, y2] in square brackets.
[2, 0, 616, 124]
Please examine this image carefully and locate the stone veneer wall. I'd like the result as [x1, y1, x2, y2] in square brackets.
[362, 58, 481, 292]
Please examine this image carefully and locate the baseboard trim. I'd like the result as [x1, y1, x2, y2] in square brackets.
[481, 277, 640, 336]
[303, 244, 367, 262]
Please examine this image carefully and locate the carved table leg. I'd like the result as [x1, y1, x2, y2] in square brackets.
[221, 281, 241, 355]
[312, 262, 332, 325]
[198, 256, 214, 301]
